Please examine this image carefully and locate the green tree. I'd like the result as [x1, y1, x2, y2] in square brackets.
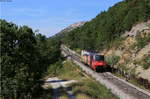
[61, 0, 150, 50]
[0, 20, 61, 99]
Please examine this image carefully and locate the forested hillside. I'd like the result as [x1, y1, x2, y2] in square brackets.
[61, 0, 150, 50]
[0, 20, 61, 99]
[1, 0, 150, 98]
[56, 0, 150, 83]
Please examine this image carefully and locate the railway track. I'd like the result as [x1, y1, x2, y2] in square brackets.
[61, 45, 150, 99]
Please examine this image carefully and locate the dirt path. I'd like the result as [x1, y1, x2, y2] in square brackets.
[46, 77, 76, 99]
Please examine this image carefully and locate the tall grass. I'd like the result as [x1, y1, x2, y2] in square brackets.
[47, 60, 119, 99]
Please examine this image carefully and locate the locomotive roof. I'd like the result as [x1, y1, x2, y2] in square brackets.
[82, 50, 103, 56]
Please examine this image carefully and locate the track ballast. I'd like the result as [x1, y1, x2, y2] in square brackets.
[61, 45, 150, 99]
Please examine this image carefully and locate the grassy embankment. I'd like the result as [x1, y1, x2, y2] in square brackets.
[46, 59, 119, 99]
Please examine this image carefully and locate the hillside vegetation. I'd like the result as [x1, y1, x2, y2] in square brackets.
[104, 21, 150, 81]
[1, 0, 150, 98]
[53, 0, 150, 83]
[46, 60, 118, 99]
[61, 0, 150, 50]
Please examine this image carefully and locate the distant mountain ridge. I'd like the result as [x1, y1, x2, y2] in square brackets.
[55, 0, 150, 82]
[58, 21, 85, 34]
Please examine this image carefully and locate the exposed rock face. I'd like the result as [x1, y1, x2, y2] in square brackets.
[123, 20, 150, 37]
[135, 43, 150, 61]
[104, 21, 150, 81]
[69, 22, 85, 29]
[59, 21, 85, 33]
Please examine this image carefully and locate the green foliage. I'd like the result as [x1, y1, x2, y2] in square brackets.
[0, 20, 60, 99]
[71, 80, 118, 99]
[143, 60, 150, 69]
[108, 37, 125, 49]
[135, 30, 150, 49]
[129, 30, 150, 51]
[47, 60, 62, 76]
[48, 60, 118, 99]
[61, 0, 150, 51]
[137, 54, 150, 69]
[106, 55, 120, 67]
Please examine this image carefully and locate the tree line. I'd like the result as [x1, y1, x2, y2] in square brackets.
[1, 0, 150, 98]
[61, 0, 150, 50]
[0, 19, 61, 99]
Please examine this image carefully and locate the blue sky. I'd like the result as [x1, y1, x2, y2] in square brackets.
[1, 0, 122, 37]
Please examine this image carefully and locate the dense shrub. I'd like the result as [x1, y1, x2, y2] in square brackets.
[0, 20, 60, 99]
[106, 55, 120, 67]
[135, 30, 150, 49]
[141, 54, 150, 69]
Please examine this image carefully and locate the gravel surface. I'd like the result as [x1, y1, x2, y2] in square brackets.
[46, 77, 76, 99]
[61, 45, 150, 99]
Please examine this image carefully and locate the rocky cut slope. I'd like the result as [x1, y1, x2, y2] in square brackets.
[53, 0, 150, 85]
[103, 20, 150, 81]
[59, 0, 150, 82]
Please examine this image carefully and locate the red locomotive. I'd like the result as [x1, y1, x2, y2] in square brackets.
[81, 50, 108, 72]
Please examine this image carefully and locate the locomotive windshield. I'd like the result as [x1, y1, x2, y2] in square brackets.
[95, 55, 104, 61]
